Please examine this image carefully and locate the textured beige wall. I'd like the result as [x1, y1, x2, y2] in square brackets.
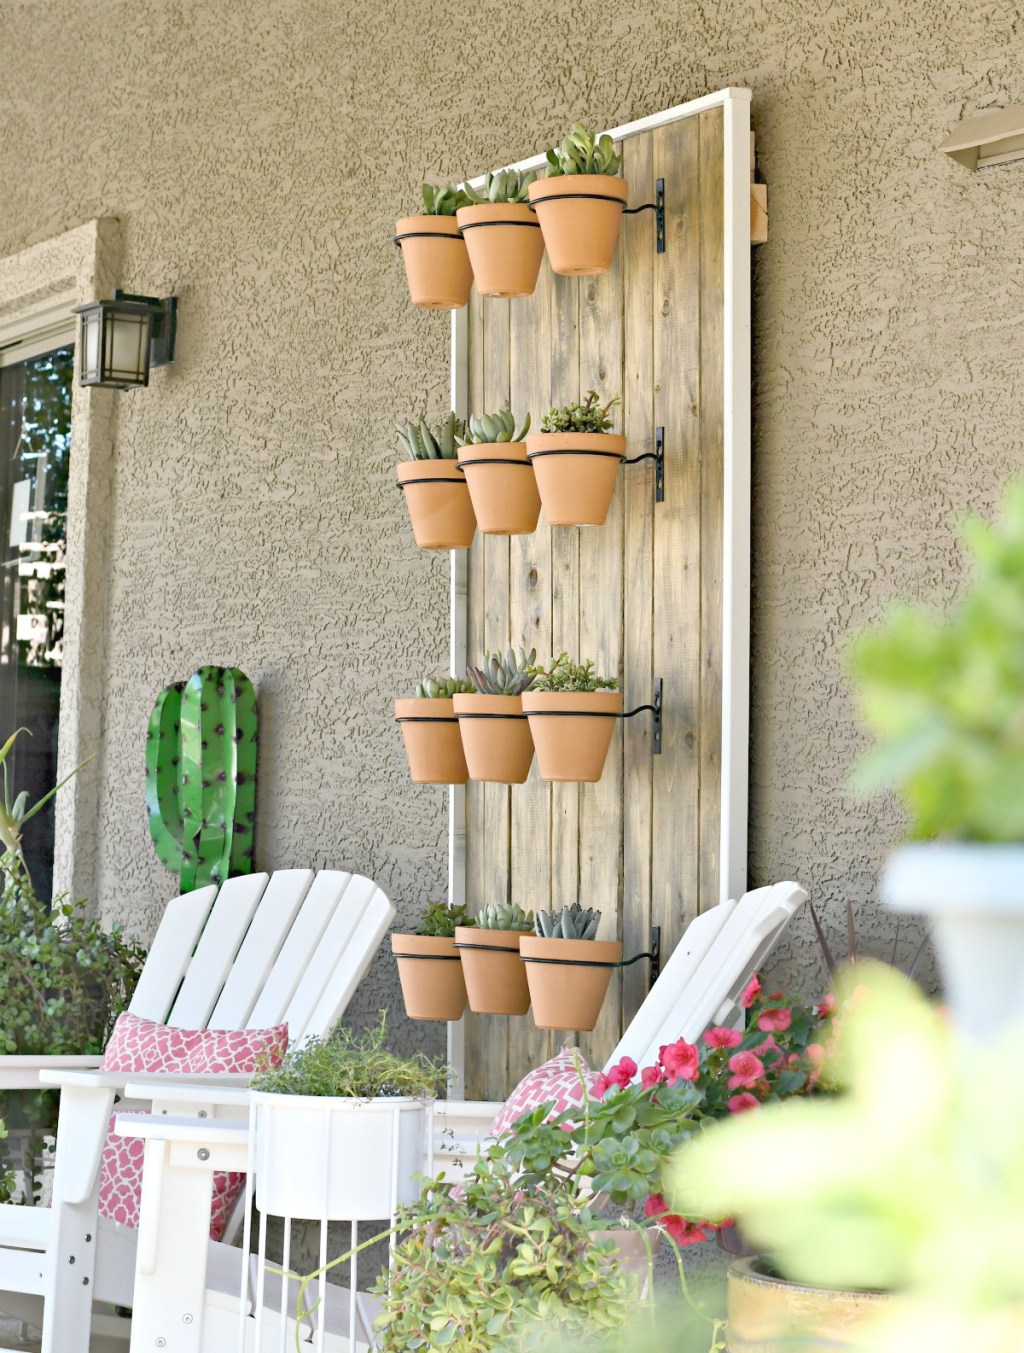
[2, 0, 1022, 1040]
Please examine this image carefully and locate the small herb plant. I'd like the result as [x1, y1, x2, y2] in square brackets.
[462, 168, 537, 205]
[396, 412, 465, 461]
[416, 900, 473, 937]
[531, 653, 618, 693]
[467, 647, 537, 696]
[534, 903, 601, 940]
[419, 183, 472, 216]
[545, 124, 623, 177]
[476, 901, 534, 930]
[540, 390, 620, 434]
[414, 675, 474, 698]
[455, 409, 532, 445]
[851, 480, 1024, 841]
[251, 1013, 446, 1099]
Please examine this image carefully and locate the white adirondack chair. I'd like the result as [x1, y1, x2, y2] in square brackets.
[114, 881, 807, 1353]
[0, 868, 395, 1353]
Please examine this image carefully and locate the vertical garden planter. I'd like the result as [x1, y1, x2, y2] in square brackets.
[525, 431, 626, 527]
[527, 176, 629, 277]
[452, 692, 535, 783]
[392, 933, 468, 1021]
[395, 215, 473, 310]
[395, 461, 476, 550]
[521, 690, 623, 782]
[455, 926, 532, 1015]
[456, 202, 545, 299]
[456, 443, 541, 535]
[519, 935, 622, 1031]
[394, 697, 468, 785]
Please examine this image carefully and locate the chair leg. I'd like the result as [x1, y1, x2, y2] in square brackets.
[40, 1192, 100, 1353]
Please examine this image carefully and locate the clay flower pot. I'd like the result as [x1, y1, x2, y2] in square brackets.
[455, 202, 545, 299]
[455, 926, 531, 1015]
[394, 215, 473, 310]
[521, 690, 623, 782]
[395, 460, 476, 550]
[525, 432, 626, 526]
[456, 444, 541, 535]
[727, 1258, 899, 1351]
[520, 934, 622, 1031]
[527, 176, 629, 276]
[394, 698, 468, 785]
[452, 692, 535, 783]
[392, 933, 467, 1021]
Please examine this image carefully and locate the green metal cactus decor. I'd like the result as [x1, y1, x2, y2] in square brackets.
[146, 666, 258, 892]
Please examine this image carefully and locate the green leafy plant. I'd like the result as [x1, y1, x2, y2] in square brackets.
[416, 899, 474, 937]
[0, 728, 90, 867]
[467, 647, 538, 696]
[397, 413, 466, 462]
[250, 1012, 446, 1099]
[420, 182, 473, 216]
[455, 409, 532, 445]
[463, 168, 538, 205]
[531, 654, 618, 694]
[415, 675, 475, 698]
[534, 903, 601, 940]
[477, 901, 534, 931]
[851, 481, 1024, 842]
[540, 391, 620, 435]
[545, 124, 623, 178]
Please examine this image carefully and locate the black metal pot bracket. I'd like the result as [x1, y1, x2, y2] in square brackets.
[523, 678, 663, 754]
[520, 925, 662, 990]
[622, 177, 666, 253]
[622, 678, 663, 754]
[623, 426, 665, 504]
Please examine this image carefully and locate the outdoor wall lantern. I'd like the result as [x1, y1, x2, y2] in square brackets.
[71, 290, 178, 389]
[940, 104, 1024, 170]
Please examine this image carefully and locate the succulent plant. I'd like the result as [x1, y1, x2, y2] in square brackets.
[540, 390, 620, 435]
[544, 124, 623, 178]
[467, 647, 537, 696]
[396, 412, 466, 462]
[455, 409, 532, 446]
[462, 168, 538, 206]
[415, 675, 476, 698]
[416, 900, 474, 938]
[476, 901, 534, 931]
[420, 182, 473, 216]
[531, 654, 618, 694]
[534, 903, 602, 941]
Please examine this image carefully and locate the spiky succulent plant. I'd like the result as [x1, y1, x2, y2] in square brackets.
[417, 901, 474, 938]
[462, 168, 538, 206]
[467, 647, 537, 696]
[476, 902, 534, 931]
[415, 675, 475, 698]
[534, 904, 602, 941]
[420, 183, 473, 216]
[455, 409, 531, 446]
[540, 390, 620, 435]
[544, 124, 622, 178]
[397, 412, 466, 461]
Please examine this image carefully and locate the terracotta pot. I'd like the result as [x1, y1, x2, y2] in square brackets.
[456, 202, 545, 299]
[455, 926, 531, 1015]
[456, 444, 541, 535]
[391, 933, 467, 1021]
[394, 698, 468, 785]
[527, 176, 629, 276]
[452, 692, 535, 784]
[395, 460, 476, 550]
[525, 432, 626, 527]
[726, 1258, 900, 1353]
[394, 215, 473, 310]
[520, 935, 622, 1031]
[521, 691, 623, 782]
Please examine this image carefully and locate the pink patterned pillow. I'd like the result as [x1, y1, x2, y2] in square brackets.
[488, 1044, 598, 1138]
[98, 1013, 288, 1239]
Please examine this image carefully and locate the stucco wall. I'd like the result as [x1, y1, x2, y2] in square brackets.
[2, 0, 1022, 1045]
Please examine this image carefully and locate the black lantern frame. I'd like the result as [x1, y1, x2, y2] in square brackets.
[71, 290, 178, 390]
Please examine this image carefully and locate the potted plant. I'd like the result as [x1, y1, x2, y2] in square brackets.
[455, 901, 534, 1015]
[453, 647, 537, 783]
[851, 481, 1024, 1041]
[456, 168, 545, 299]
[520, 904, 622, 1031]
[248, 1013, 446, 1220]
[394, 674, 474, 785]
[395, 182, 474, 310]
[528, 124, 628, 276]
[526, 390, 625, 526]
[395, 413, 476, 550]
[391, 900, 473, 1022]
[455, 409, 539, 535]
[522, 653, 622, 782]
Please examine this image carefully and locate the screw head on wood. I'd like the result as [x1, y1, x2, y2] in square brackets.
[197, 1147, 210, 1161]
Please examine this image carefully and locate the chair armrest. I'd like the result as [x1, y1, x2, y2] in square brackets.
[0, 1054, 104, 1091]
[38, 1067, 131, 1091]
[114, 1114, 248, 1147]
[122, 1078, 251, 1112]
[433, 1099, 504, 1122]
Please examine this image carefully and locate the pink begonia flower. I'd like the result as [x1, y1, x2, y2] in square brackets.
[704, 1026, 743, 1050]
[592, 1073, 611, 1100]
[754, 1036, 781, 1062]
[644, 1194, 708, 1247]
[641, 1064, 665, 1089]
[659, 1038, 700, 1083]
[593, 1056, 637, 1099]
[727, 1092, 760, 1113]
[727, 1050, 765, 1089]
[816, 993, 836, 1017]
[740, 974, 761, 1008]
[757, 1006, 792, 1032]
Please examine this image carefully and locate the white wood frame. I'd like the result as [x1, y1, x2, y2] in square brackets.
[446, 89, 753, 1085]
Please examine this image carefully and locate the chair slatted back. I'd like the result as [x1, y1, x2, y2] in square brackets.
[129, 886, 219, 1023]
[209, 870, 315, 1029]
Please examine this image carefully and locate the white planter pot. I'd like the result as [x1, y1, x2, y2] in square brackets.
[250, 1091, 428, 1221]
[881, 842, 1024, 1041]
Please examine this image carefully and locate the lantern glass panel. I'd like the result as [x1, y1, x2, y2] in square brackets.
[105, 308, 151, 386]
[80, 310, 101, 381]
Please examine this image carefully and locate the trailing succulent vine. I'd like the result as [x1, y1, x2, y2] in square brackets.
[544, 124, 623, 177]
[467, 647, 537, 696]
[462, 168, 537, 205]
[534, 903, 602, 941]
[540, 390, 620, 435]
[531, 653, 618, 693]
[455, 409, 532, 445]
[414, 675, 475, 698]
[419, 183, 473, 216]
[396, 412, 465, 461]
[476, 901, 534, 931]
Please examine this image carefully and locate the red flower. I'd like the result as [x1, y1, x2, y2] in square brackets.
[644, 1195, 709, 1246]
[757, 1006, 792, 1032]
[641, 1064, 665, 1089]
[659, 1038, 700, 1083]
[740, 974, 761, 1008]
[592, 1073, 611, 1099]
[593, 1056, 637, 1099]
[816, 993, 836, 1017]
[727, 1092, 760, 1113]
[704, 1026, 743, 1050]
[727, 1050, 765, 1089]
